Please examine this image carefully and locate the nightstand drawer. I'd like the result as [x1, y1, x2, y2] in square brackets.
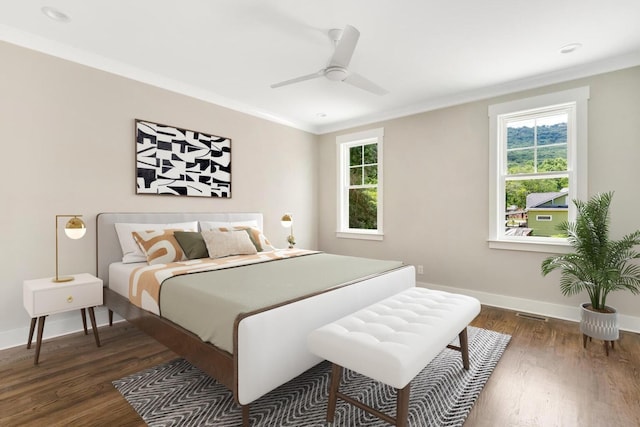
[31, 284, 101, 316]
[23, 274, 103, 317]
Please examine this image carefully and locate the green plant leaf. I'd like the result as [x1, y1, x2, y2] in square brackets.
[540, 191, 640, 310]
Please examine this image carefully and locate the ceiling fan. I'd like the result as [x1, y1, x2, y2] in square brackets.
[270, 24, 388, 96]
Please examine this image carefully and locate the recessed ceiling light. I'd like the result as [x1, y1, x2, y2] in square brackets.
[41, 6, 71, 23]
[559, 43, 582, 54]
[316, 113, 327, 118]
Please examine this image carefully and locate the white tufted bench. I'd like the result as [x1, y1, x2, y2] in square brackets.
[307, 287, 481, 427]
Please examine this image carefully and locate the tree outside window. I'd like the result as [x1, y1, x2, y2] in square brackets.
[337, 128, 384, 240]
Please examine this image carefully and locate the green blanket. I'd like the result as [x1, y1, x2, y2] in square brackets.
[159, 253, 403, 353]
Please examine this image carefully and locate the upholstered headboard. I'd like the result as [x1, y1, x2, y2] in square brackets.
[96, 212, 263, 285]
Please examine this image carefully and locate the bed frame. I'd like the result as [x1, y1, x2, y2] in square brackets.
[97, 212, 416, 426]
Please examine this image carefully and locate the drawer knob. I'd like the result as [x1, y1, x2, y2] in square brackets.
[67, 296, 73, 303]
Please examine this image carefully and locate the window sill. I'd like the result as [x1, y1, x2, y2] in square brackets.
[336, 231, 384, 241]
[488, 239, 572, 254]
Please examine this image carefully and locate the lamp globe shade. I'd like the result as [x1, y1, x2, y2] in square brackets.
[64, 217, 86, 239]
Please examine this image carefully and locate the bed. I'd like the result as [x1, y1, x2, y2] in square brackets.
[97, 212, 415, 425]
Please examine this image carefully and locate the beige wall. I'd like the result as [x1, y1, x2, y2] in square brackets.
[318, 66, 640, 324]
[0, 41, 318, 346]
[2, 38, 638, 348]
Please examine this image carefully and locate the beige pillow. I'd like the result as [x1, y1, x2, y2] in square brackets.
[217, 226, 275, 252]
[132, 229, 186, 265]
[199, 220, 259, 231]
[201, 229, 258, 259]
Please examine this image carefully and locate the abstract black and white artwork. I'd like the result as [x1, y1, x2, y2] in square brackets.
[135, 120, 231, 198]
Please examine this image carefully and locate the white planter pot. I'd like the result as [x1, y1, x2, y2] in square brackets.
[579, 303, 619, 341]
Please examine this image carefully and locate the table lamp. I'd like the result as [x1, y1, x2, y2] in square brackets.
[54, 215, 86, 282]
[280, 213, 295, 248]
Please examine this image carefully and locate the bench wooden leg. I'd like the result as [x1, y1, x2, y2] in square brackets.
[459, 328, 470, 370]
[447, 327, 471, 370]
[396, 383, 411, 427]
[327, 363, 342, 422]
[241, 404, 250, 427]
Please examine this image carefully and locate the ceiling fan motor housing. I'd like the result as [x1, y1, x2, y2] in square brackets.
[325, 66, 349, 81]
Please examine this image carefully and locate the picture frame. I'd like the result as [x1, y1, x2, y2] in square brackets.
[135, 119, 231, 198]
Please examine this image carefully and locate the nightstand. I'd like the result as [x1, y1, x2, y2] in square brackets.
[23, 273, 103, 364]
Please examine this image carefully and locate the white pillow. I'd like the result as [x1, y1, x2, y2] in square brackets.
[201, 229, 258, 259]
[200, 220, 259, 231]
[115, 221, 198, 263]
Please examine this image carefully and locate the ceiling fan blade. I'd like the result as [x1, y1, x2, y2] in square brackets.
[344, 72, 388, 96]
[328, 25, 360, 68]
[270, 70, 324, 89]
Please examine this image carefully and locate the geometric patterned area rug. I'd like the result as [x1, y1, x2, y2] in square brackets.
[113, 326, 510, 426]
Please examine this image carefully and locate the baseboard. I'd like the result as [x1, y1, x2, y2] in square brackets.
[3, 285, 638, 350]
[417, 281, 640, 334]
[0, 306, 124, 351]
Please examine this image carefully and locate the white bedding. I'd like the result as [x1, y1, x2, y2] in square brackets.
[108, 262, 142, 298]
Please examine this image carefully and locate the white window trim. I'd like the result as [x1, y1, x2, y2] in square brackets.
[488, 87, 589, 253]
[336, 127, 384, 240]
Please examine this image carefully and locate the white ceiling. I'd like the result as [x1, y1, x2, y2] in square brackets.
[1, 1, 639, 134]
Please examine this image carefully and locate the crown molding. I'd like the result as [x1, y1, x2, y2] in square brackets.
[315, 51, 640, 134]
[0, 24, 315, 133]
[2, 23, 638, 136]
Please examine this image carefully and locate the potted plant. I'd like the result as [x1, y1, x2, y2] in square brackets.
[541, 191, 640, 355]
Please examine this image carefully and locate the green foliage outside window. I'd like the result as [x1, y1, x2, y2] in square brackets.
[349, 188, 377, 229]
[507, 122, 567, 148]
[348, 143, 378, 229]
[506, 162, 569, 209]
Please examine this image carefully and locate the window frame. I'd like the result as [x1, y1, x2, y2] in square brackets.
[488, 87, 589, 252]
[336, 127, 384, 240]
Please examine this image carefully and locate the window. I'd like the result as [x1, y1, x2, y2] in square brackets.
[336, 128, 383, 240]
[489, 87, 589, 252]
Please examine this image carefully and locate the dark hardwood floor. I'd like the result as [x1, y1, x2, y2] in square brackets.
[1, 306, 639, 426]
[467, 307, 640, 427]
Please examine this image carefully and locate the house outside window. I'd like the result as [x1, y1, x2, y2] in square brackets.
[488, 87, 589, 252]
[336, 128, 384, 240]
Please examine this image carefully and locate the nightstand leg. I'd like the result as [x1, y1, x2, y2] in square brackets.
[27, 318, 37, 349]
[88, 307, 101, 347]
[34, 316, 46, 365]
[80, 308, 88, 335]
